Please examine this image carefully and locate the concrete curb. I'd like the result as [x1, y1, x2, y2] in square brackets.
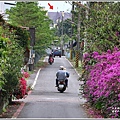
[65, 57, 80, 77]
[31, 68, 41, 89]
[65, 57, 87, 103]
[12, 102, 25, 118]
[12, 68, 41, 118]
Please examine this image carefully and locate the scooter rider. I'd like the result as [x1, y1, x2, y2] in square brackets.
[48, 53, 54, 63]
[55, 66, 69, 87]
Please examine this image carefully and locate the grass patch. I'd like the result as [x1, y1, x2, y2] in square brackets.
[28, 71, 34, 75]
[34, 60, 48, 70]
[68, 58, 83, 76]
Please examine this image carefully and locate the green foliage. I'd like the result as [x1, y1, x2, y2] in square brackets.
[94, 101, 103, 110]
[14, 27, 30, 49]
[0, 15, 29, 112]
[53, 18, 72, 48]
[56, 19, 72, 37]
[34, 60, 47, 68]
[72, 2, 120, 53]
[76, 2, 120, 117]
[6, 2, 55, 55]
[0, 35, 24, 100]
[84, 2, 120, 53]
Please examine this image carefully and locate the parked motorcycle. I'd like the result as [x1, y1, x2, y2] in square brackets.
[57, 80, 66, 93]
[48, 57, 54, 65]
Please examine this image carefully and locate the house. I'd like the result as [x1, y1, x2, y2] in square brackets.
[47, 11, 72, 29]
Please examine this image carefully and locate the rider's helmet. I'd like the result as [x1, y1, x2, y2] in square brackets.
[49, 53, 52, 57]
[59, 66, 66, 70]
[59, 66, 64, 70]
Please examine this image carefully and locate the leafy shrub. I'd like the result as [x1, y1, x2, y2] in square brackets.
[13, 70, 29, 99]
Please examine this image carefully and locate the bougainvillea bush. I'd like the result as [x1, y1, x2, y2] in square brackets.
[13, 70, 30, 99]
[81, 47, 120, 118]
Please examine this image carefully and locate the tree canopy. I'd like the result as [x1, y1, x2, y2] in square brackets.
[6, 2, 55, 55]
[71, 2, 120, 53]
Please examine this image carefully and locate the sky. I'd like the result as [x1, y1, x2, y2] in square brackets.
[1, 1, 72, 13]
[38, 1, 72, 12]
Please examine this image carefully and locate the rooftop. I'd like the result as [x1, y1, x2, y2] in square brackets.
[48, 12, 72, 24]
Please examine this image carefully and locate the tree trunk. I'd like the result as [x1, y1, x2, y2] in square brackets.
[0, 91, 4, 114]
[8, 95, 12, 105]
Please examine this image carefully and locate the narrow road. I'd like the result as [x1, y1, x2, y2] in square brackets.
[17, 56, 87, 118]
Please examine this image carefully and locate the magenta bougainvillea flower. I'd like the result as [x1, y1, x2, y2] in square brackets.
[82, 47, 120, 118]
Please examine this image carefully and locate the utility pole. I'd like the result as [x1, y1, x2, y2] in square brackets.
[28, 27, 35, 71]
[75, 4, 80, 68]
[70, 2, 74, 60]
[74, 2, 89, 67]
[84, 2, 90, 52]
[66, 1, 89, 66]
[61, 11, 64, 56]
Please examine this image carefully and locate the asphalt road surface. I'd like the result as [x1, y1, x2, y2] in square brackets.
[18, 56, 88, 118]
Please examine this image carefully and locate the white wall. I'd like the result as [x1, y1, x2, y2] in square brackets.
[0, 2, 5, 14]
[0, 1, 15, 20]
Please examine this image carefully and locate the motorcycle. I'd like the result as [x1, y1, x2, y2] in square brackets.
[57, 80, 67, 93]
[48, 57, 54, 65]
